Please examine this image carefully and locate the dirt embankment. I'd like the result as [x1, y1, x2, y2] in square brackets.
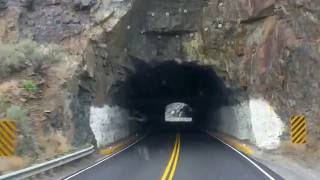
[0, 39, 83, 173]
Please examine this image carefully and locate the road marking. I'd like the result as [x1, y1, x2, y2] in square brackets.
[161, 133, 181, 180]
[161, 134, 178, 180]
[168, 133, 180, 180]
[206, 132, 275, 180]
[63, 136, 146, 180]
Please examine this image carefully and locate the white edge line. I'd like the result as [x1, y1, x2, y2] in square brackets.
[206, 131, 275, 180]
[63, 136, 146, 180]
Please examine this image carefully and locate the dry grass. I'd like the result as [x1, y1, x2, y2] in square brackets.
[0, 40, 63, 78]
[280, 135, 320, 168]
[281, 135, 319, 154]
[0, 156, 29, 173]
[281, 141, 307, 155]
[38, 132, 71, 160]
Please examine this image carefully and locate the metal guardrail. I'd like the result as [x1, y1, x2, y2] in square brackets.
[0, 145, 95, 180]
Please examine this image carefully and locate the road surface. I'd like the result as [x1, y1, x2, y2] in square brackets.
[65, 132, 282, 180]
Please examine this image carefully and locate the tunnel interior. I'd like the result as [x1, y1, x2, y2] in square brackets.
[110, 60, 232, 131]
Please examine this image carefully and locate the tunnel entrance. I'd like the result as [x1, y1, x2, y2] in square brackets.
[110, 60, 230, 131]
[79, 0, 285, 150]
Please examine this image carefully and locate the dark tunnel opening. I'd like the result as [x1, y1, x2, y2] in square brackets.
[110, 60, 232, 132]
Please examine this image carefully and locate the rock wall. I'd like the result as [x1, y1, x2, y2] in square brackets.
[203, 0, 320, 143]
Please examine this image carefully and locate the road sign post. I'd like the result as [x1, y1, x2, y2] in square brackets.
[290, 116, 307, 144]
[0, 119, 17, 156]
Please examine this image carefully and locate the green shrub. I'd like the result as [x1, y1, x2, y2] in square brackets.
[0, 40, 64, 77]
[6, 105, 28, 122]
[6, 105, 40, 157]
[0, 43, 27, 74]
[22, 80, 38, 93]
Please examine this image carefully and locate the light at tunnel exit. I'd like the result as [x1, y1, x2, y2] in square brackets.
[165, 102, 193, 122]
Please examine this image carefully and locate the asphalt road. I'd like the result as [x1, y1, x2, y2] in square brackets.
[64, 132, 282, 180]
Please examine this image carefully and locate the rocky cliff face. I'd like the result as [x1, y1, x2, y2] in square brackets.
[84, 0, 320, 144]
[1, 0, 319, 152]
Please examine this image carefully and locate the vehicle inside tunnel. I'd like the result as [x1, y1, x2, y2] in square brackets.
[109, 60, 232, 131]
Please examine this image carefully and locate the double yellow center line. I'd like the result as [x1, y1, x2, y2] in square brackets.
[161, 133, 181, 180]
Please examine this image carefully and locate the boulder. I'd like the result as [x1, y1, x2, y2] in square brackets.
[0, 0, 7, 9]
[20, 0, 35, 11]
[73, 0, 96, 11]
[238, 0, 276, 22]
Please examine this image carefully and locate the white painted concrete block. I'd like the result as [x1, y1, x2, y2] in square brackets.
[214, 98, 284, 150]
[249, 98, 284, 149]
[90, 105, 137, 148]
